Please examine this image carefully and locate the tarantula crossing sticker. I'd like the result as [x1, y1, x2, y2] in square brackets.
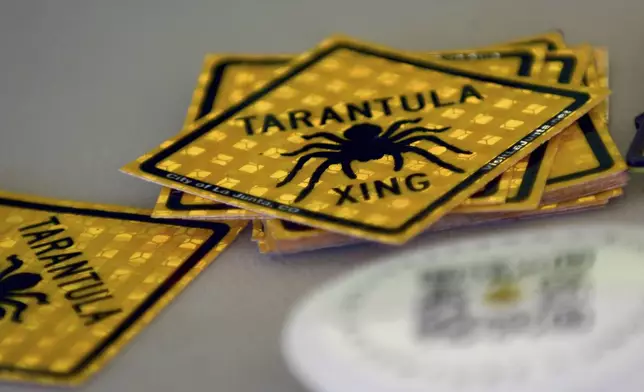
[151, 47, 544, 219]
[122, 36, 608, 244]
[0, 190, 244, 385]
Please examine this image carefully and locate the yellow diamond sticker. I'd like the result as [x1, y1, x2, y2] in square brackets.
[153, 47, 546, 218]
[123, 36, 607, 244]
[0, 190, 244, 385]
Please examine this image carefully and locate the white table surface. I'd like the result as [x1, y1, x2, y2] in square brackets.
[1, 1, 644, 391]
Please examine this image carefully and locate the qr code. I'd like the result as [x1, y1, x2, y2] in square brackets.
[417, 252, 595, 340]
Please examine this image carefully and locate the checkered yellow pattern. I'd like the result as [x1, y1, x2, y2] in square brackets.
[0, 191, 244, 385]
[539, 46, 593, 85]
[416, 46, 546, 207]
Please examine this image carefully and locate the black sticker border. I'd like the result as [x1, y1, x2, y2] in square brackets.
[166, 188, 238, 211]
[470, 176, 502, 198]
[138, 41, 590, 235]
[0, 196, 231, 379]
[170, 49, 538, 209]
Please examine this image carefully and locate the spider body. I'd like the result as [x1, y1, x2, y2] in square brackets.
[0, 254, 49, 323]
[278, 118, 472, 202]
[343, 124, 396, 163]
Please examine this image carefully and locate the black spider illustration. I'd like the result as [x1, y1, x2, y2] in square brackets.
[277, 118, 472, 202]
[0, 254, 49, 323]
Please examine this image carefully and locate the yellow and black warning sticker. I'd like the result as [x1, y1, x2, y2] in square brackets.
[153, 47, 546, 218]
[543, 49, 626, 196]
[0, 190, 244, 385]
[123, 35, 607, 244]
[458, 45, 594, 213]
[435, 46, 546, 207]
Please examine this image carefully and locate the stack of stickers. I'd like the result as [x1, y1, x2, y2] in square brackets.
[123, 31, 627, 254]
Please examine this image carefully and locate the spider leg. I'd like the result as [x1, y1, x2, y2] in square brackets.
[0, 298, 28, 323]
[390, 126, 451, 142]
[381, 118, 423, 138]
[0, 255, 24, 280]
[391, 152, 404, 171]
[401, 146, 466, 173]
[301, 132, 347, 144]
[341, 161, 357, 179]
[397, 135, 472, 154]
[277, 152, 335, 187]
[281, 143, 341, 157]
[294, 160, 337, 203]
[9, 292, 49, 304]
